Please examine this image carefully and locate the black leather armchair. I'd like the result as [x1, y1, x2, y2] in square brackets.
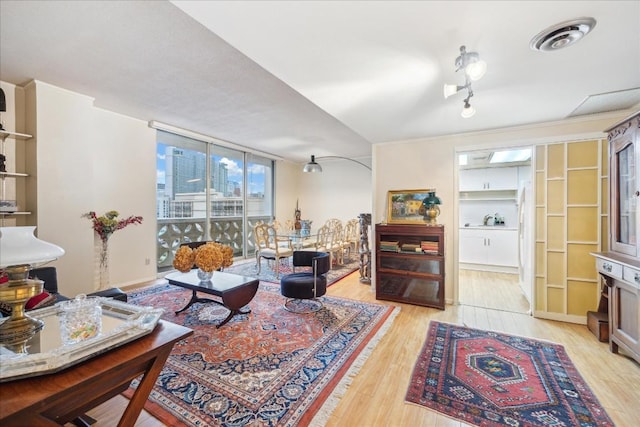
[30, 266, 127, 303]
[280, 251, 330, 313]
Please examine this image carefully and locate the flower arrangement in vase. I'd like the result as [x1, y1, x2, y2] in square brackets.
[173, 242, 234, 281]
[83, 210, 143, 289]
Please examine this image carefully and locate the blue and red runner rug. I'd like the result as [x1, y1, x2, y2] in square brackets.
[406, 321, 614, 427]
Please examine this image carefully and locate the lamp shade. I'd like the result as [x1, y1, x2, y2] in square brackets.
[302, 155, 323, 173]
[443, 83, 460, 99]
[423, 192, 442, 206]
[0, 226, 65, 268]
[465, 60, 487, 81]
[461, 103, 476, 118]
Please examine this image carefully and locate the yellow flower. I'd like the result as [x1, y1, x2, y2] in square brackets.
[172, 242, 234, 273]
[194, 243, 223, 272]
[173, 246, 195, 273]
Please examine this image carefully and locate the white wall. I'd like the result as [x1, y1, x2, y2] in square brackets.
[274, 160, 299, 223]
[25, 81, 157, 297]
[373, 111, 634, 304]
[296, 158, 372, 227]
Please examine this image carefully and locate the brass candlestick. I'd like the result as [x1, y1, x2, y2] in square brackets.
[0, 265, 45, 354]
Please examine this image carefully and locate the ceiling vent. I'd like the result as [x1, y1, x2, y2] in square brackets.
[530, 17, 596, 52]
[568, 88, 640, 117]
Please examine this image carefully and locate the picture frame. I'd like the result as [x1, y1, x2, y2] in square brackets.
[386, 189, 435, 224]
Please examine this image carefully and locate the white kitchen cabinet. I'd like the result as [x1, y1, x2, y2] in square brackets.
[459, 227, 518, 267]
[459, 166, 518, 191]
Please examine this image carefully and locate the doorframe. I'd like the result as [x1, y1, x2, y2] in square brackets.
[453, 144, 535, 314]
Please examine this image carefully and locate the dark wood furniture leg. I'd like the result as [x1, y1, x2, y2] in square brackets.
[174, 281, 259, 328]
[175, 289, 220, 315]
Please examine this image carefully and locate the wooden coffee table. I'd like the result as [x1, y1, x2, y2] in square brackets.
[165, 270, 259, 328]
[0, 320, 192, 426]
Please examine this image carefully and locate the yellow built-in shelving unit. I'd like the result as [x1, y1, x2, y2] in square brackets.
[535, 139, 606, 323]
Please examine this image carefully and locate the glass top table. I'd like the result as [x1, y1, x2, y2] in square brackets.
[280, 230, 325, 250]
[165, 270, 259, 328]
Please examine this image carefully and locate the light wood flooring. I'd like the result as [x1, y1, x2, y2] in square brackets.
[80, 272, 639, 427]
[458, 269, 530, 314]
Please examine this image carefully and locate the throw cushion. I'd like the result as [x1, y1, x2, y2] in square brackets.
[25, 291, 57, 310]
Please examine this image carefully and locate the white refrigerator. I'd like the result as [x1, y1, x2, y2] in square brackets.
[517, 180, 533, 307]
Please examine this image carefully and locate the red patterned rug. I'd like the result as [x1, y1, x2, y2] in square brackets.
[406, 321, 614, 427]
[126, 282, 397, 426]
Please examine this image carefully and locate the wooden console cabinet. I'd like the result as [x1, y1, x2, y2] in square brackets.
[592, 111, 640, 364]
[375, 223, 445, 309]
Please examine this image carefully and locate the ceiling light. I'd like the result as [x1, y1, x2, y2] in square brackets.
[303, 155, 322, 173]
[443, 84, 463, 99]
[461, 101, 476, 118]
[465, 60, 487, 81]
[530, 17, 597, 52]
[444, 45, 485, 118]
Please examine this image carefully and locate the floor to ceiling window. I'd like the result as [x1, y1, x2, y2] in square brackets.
[156, 130, 274, 271]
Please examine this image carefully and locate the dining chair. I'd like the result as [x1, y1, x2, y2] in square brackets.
[254, 223, 294, 278]
[326, 222, 345, 267]
[342, 219, 359, 261]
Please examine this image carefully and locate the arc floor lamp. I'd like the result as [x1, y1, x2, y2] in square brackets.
[302, 155, 372, 173]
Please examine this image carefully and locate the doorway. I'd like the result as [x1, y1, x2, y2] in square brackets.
[457, 147, 533, 314]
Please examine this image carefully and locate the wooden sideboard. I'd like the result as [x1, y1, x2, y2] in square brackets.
[591, 111, 640, 364]
[375, 223, 445, 309]
[592, 251, 640, 363]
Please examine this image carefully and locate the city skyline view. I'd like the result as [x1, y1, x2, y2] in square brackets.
[156, 143, 267, 197]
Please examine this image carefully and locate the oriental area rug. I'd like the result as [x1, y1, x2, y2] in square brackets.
[406, 321, 614, 427]
[126, 282, 398, 426]
[224, 257, 361, 285]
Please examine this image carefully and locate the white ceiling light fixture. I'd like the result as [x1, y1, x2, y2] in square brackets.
[443, 45, 486, 118]
[530, 17, 597, 52]
[461, 100, 476, 118]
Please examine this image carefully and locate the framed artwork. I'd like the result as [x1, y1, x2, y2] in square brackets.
[386, 189, 434, 224]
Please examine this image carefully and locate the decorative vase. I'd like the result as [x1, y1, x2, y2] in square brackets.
[197, 268, 213, 282]
[94, 236, 110, 290]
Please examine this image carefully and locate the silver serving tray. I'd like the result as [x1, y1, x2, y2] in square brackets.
[0, 298, 163, 382]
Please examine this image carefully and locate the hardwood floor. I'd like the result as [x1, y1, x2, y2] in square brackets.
[458, 269, 530, 314]
[80, 272, 640, 427]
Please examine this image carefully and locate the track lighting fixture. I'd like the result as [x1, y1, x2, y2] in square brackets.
[443, 45, 486, 118]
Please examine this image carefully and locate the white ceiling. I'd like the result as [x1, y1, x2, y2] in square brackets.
[1, 1, 639, 163]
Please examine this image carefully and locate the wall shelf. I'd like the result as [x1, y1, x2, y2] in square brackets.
[0, 171, 29, 178]
[0, 130, 32, 141]
[0, 129, 33, 226]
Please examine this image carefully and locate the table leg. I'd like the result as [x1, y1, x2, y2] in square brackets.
[117, 345, 173, 427]
[216, 307, 251, 329]
[175, 289, 219, 315]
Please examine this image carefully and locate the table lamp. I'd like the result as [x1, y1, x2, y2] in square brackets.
[422, 191, 442, 226]
[0, 226, 65, 353]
